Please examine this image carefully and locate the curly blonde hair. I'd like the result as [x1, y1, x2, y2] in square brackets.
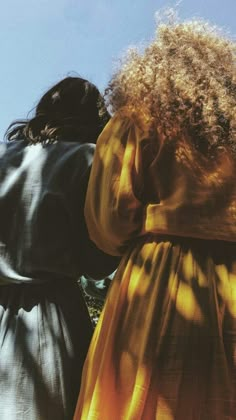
[105, 17, 236, 155]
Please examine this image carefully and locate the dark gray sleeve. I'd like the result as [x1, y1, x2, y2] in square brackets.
[69, 143, 120, 279]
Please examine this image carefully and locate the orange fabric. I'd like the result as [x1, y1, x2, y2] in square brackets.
[85, 112, 236, 253]
[74, 113, 236, 420]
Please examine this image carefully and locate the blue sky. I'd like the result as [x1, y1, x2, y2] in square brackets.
[0, 0, 235, 139]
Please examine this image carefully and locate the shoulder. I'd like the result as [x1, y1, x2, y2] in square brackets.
[0, 139, 26, 155]
[97, 109, 149, 148]
[66, 142, 95, 170]
[44, 141, 95, 166]
[111, 108, 149, 135]
[0, 140, 28, 170]
[26, 141, 96, 185]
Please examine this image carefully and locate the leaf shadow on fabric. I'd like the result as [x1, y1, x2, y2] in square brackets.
[89, 236, 236, 420]
[0, 280, 93, 420]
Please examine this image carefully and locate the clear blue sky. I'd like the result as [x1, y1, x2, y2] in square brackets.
[0, 0, 235, 139]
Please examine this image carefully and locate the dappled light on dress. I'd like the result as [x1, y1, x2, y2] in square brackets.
[75, 113, 236, 419]
[215, 264, 236, 318]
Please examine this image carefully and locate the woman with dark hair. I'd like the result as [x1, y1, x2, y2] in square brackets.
[0, 76, 119, 420]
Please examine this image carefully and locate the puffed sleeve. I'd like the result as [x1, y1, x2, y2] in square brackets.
[84, 112, 146, 256]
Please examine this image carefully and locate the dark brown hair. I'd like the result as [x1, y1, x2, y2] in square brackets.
[5, 77, 110, 143]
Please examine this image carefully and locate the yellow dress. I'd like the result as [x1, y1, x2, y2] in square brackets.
[74, 112, 236, 420]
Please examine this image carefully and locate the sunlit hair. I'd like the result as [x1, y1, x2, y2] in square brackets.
[5, 77, 110, 143]
[105, 15, 236, 156]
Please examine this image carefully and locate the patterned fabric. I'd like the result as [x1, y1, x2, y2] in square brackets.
[74, 113, 236, 420]
[0, 139, 117, 420]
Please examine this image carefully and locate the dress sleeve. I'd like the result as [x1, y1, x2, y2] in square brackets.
[84, 113, 146, 256]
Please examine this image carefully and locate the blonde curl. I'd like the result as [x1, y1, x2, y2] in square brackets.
[105, 17, 236, 155]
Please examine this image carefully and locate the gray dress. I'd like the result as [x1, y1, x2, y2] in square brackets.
[0, 140, 118, 420]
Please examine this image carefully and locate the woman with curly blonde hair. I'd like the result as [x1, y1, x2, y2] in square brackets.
[74, 16, 236, 420]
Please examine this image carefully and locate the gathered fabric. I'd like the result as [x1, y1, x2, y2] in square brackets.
[0, 139, 117, 419]
[0, 280, 92, 420]
[74, 112, 236, 420]
[75, 236, 236, 420]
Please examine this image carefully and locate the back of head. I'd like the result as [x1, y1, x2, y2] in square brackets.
[5, 77, 110, 143]
[105, 14, 236, 210]
[106, 13, 236, 157]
